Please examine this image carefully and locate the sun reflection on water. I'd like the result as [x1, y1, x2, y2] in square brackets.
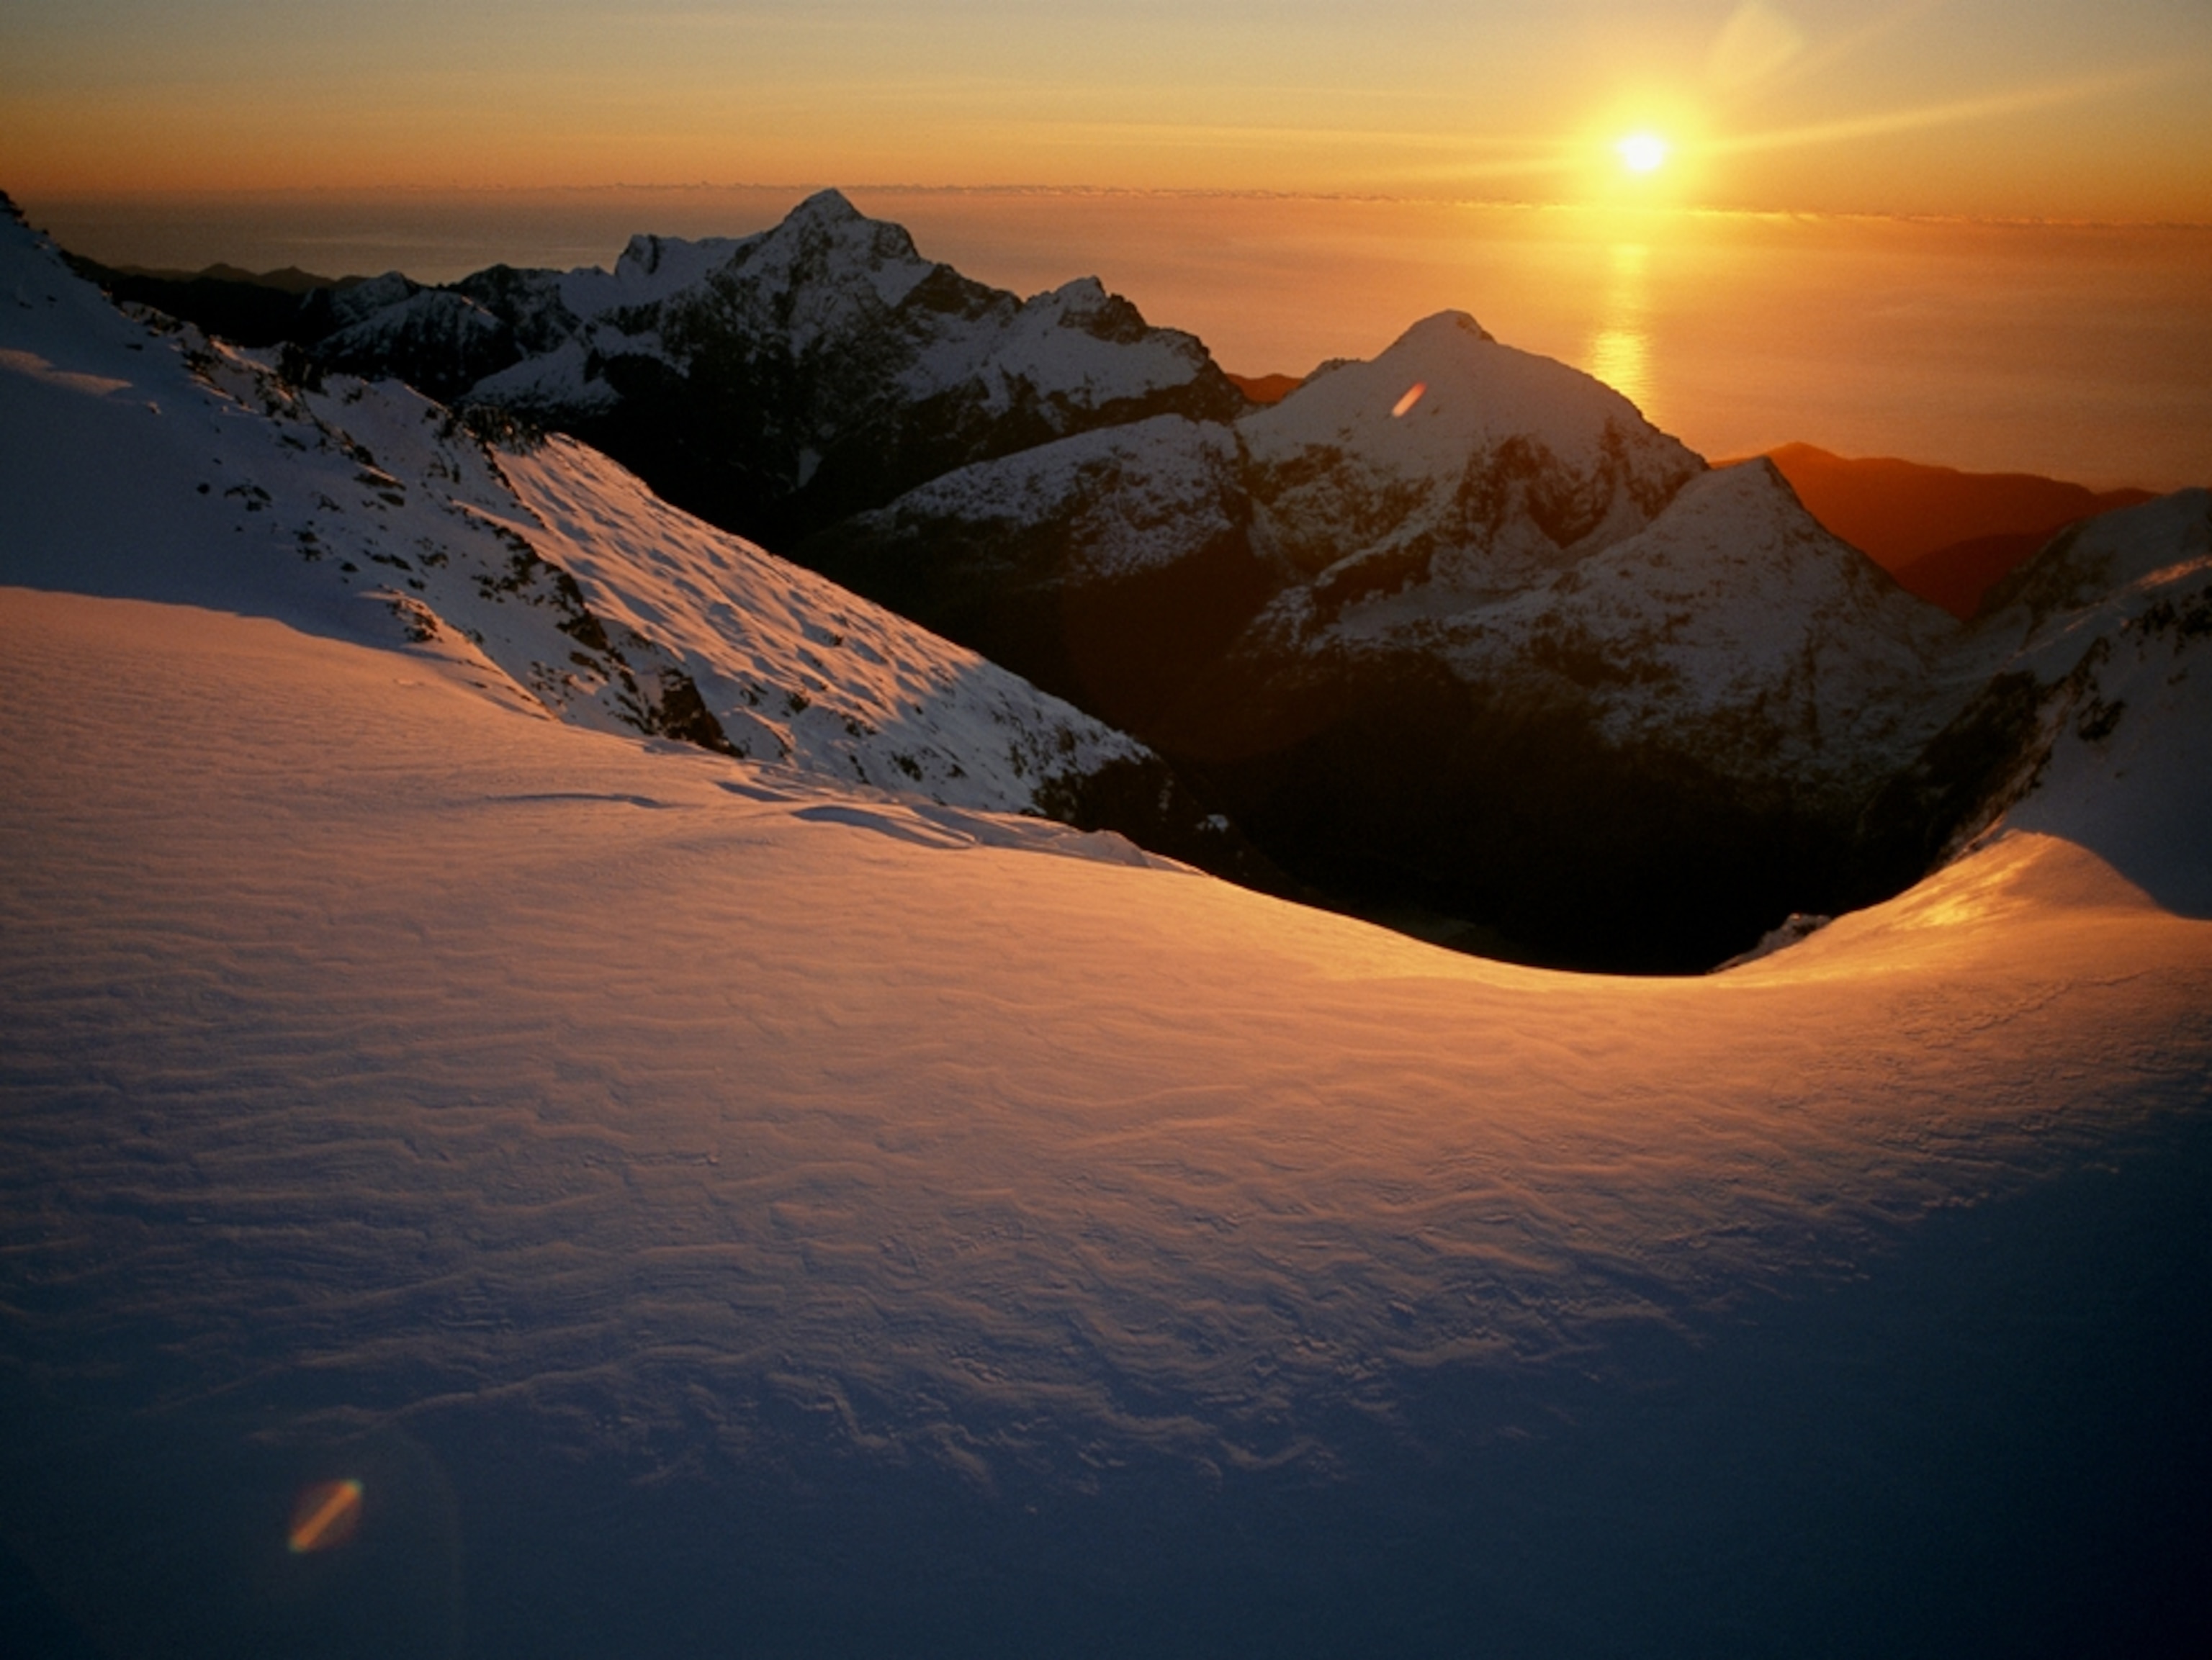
[1585, 240, 1653, 410]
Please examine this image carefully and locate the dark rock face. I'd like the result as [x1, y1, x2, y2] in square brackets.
[1157, 652, 1861, 972]
[591, 335, 1245, 560]
[1851, 671, 2050, 885]
[803, 418, 1278, 737]
[1030, 751, 1300, 901]
[451, 265, 583, 357]
[487, 193, 1245, 552]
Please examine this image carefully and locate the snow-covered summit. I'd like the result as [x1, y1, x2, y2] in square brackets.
[1242, 309, 1704, 587]
[644, 188, 939, 357]
[262, 191, 1244, 553]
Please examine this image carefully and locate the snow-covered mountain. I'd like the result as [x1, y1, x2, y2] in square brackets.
[0, 194, 1254, 870]
[1943, 489, 2212, 908]
[1238, 310, 1702, 590]
[1156, 451, 1966, 968]
[303, 189, 1246, 551]
[809, 304, 1963, 967]
[49, 190, 2205, 972]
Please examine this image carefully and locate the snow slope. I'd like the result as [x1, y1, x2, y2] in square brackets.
[2, 585, 2208, 1659]
[1241, 454, 1954, 793]
[1951, 489, 2212, 911]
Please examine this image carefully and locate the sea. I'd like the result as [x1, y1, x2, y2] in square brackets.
[21, 185, 2211, 492]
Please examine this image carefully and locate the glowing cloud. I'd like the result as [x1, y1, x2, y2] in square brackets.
[1707, 1, 1807, 90]
[1693, 63, 2182, 160]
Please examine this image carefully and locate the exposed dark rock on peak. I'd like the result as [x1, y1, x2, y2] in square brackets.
[1395, 308, 1496, 347]
[788, 185, 866, 225]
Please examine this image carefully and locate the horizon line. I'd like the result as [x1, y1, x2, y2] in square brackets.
[12, 181, 2211, 235]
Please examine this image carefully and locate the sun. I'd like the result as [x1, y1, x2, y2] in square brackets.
[1616, 132, 1669, 175]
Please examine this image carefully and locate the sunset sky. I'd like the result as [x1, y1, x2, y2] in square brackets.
[5, 0, 2208, 220]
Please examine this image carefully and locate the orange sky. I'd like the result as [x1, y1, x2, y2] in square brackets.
[4, 1, 2209, 221]
[9, 3, 2208, 490]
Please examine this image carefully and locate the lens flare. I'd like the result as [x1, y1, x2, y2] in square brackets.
[1617, 132, 1668, 174]
[287, 1478, 364, 1554]
[1391, 382, 1427, 418]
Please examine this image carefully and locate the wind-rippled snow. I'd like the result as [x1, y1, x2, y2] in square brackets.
[4, 588, 2209, 1657]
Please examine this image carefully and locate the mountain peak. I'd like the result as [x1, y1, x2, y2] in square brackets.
[618, 233, 673, 276]
[1048, 275, 1110, 307]
[1016, 275, 1159, 345]
[1390, 310, 1497, 351]
[752, 187, 925, 281]
[787, 188, 864, 227]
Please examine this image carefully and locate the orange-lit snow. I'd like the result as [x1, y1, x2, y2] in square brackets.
[4, 583, 2208, 1650]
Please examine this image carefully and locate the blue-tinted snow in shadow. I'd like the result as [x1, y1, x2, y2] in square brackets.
[3, 1120, 2208, 1659]
[5, 592, 2211, 1660]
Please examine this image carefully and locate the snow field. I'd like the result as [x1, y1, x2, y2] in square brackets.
[4, 587, 2209, 1655]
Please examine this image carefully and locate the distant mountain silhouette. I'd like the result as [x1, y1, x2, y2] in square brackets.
[1890, 531, 2055, 620]
[106, 261, 358, 294]
[1757, 442, 2157, 618]
[62, 254, 369, 347]
[1223, 370, 1301, 405]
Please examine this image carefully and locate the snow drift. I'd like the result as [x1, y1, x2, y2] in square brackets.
[3, 585, 2208, 1659]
